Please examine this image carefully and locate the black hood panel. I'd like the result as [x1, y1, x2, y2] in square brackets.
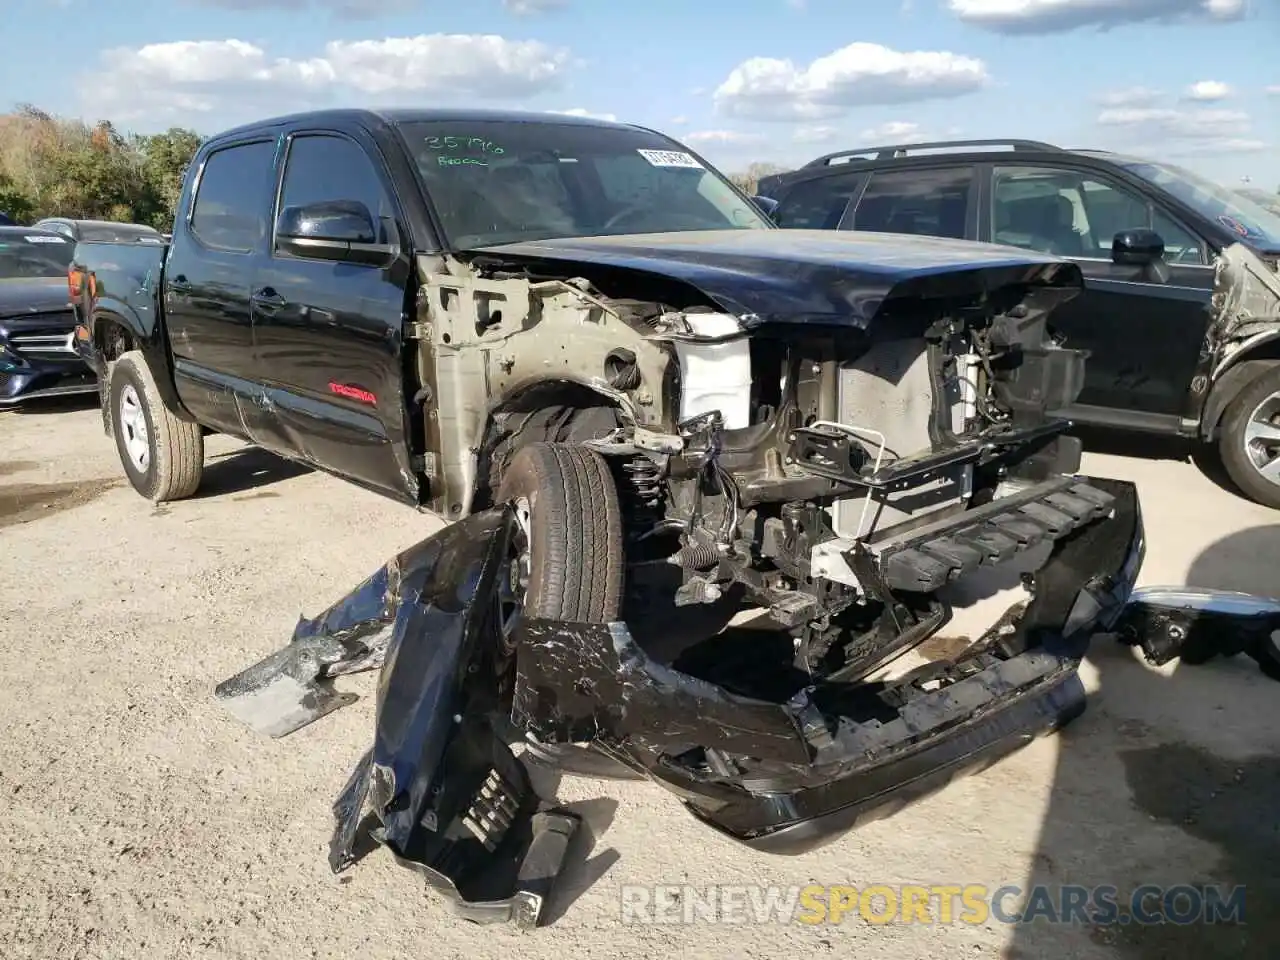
[0, 277, 72, 318]
[472, 229, 1083, 328]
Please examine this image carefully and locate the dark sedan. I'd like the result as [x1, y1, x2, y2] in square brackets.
[0, 226, 96, 406]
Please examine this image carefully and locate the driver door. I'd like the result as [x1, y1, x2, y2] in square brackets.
[986, 165, 1214, 428]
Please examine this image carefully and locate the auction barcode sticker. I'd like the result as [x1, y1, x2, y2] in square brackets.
[637, 149, 703, 169]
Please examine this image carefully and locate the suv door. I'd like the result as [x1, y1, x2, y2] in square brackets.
[253, 129, 417, 504]
[848, 166, 978, 240]
[986, 164, 1212, 427]
[165, 137, 277, 435]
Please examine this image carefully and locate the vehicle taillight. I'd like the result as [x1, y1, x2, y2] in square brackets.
[67, 265, 82, 300]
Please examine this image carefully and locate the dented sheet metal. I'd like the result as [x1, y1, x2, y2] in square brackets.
[1116, 585, 1280, 681]
[1209, 242, 1280, 375]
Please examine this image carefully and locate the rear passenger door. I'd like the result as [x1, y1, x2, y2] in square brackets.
[984, 165, 1213, 426]
[251, 128, 418, 504]
[165, 137, 277, 435]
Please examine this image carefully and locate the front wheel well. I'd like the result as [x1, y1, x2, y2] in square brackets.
[1202, 355, 1280, 441]
[94, 317, 139, 363]
[471, 382, 626, 511]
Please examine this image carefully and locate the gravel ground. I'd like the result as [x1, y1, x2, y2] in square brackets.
[2, 399, 1278, 960]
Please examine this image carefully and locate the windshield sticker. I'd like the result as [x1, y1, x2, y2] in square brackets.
[637, 149, 702, 169]
[425, 136, 506, 168]
[24, 235, 67, 243]
[1218, 214, 1252, 238]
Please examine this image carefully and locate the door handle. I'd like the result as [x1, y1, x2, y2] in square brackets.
[251, 288, 287, 312]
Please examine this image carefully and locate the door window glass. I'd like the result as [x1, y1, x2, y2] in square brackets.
[852, 167, 972, 239]
[772, 173, 864, 229]
[277, 134, 396, 247]
[992, 166, 1205, 264]
[189, 140, 275, 252]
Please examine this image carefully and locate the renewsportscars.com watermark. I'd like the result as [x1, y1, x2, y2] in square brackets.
[619, 883, 1247, 927]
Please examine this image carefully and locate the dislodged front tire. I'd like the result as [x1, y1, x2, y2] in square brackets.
[496, 442, 624, 621]
[108, 350, 204, 502]
[1218, 366, 1280, 511]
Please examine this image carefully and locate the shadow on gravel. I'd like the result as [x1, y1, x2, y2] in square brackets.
[2, 393, 100, 416]
[1007, 526, 1280, 960]
[1071, 425, 1245, 501]
[193, 446, 313, 500]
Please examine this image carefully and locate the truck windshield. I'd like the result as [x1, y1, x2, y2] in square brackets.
[0, 232, 75, 279]
[1119, 159, 1280, 249]
[397, 119, 771, 248]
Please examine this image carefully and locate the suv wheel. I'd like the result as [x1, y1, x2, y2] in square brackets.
[495, 442, 624, 621]
[1218, 366, 1280, 510]
[108, 350, 205, 502]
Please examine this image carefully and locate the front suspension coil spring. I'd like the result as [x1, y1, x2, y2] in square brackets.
[622, 455, 663, 509]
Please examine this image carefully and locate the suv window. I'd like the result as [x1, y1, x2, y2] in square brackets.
[992, 166, 1205, 265]
[773, 173, 864, 229]
[852, 167, 972, 240]
[277, 134, 396, 247]
[190, 140, 276, 253]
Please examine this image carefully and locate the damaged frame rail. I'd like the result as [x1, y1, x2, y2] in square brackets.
[215, 477, 1148, 929]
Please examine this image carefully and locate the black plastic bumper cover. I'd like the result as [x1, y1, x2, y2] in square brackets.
[217, 478, 1144, 924]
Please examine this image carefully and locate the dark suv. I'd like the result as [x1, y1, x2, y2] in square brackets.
[757, 139, 1280, 508]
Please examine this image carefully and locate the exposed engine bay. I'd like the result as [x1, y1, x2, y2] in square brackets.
[414, 243, 1098, 684]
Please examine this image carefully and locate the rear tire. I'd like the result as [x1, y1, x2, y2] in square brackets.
[496, 442, 624, 621]
[108, 350, 204, 502]
[1218, 366, 1280, 511]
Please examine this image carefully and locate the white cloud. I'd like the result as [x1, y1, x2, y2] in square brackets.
[794, 124, 840, 144]
[503, 0, 568, 12]
[682, 130, 766, 145]
[1166, 138, 1268, 156]
[1097, 106, 1254, 140]
[948, 0, 1246, 34]
[785, 0, 807, 8]
[670, 115, 689, 124]
[1185, 79, 1232, 100]
[859, 120, 931, 143]
[1266, 84, 1280, 95]
[713, 41, 988, 121]
[189, 0, 412, 16]
[79, 35, 572, 123]
[1097, 85, 1162, 106]
[551, 107, 618, 121]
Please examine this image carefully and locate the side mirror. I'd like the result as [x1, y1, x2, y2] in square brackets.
[751, 195, 779, 222]
[276, 200, 394, 264]
[1111, 228, 1164, 266]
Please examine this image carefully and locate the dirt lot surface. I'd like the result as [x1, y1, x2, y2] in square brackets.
[2, 400, 1278, 960]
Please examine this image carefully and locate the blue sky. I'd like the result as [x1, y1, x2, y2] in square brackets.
[2, 0, 1277, 185]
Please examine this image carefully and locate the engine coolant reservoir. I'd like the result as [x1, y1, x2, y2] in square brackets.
[674, 312, 753, 431]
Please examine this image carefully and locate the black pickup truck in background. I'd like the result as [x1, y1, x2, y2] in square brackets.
[68, 108, 1144, 867]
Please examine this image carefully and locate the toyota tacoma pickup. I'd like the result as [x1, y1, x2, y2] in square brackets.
[71, 109, 1145, 919]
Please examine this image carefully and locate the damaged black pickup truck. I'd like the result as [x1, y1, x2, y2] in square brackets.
[71, 109, 1145, 924]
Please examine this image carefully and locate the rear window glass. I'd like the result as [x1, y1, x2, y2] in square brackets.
[852, 167, 973, 240]
[773, 173, 865, 230]
[190, 140, 276, 252]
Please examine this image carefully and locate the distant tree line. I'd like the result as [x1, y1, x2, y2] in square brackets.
[0, 105, 202, 229]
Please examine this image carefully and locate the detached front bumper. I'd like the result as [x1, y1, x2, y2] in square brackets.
[515, 477, 1145, 853]
[214, 477, 1143, 925]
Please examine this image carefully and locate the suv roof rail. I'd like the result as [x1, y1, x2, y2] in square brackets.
[801, 138, 1063, 168]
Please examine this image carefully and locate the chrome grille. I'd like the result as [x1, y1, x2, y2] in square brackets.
[5, 312, 77, 362]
